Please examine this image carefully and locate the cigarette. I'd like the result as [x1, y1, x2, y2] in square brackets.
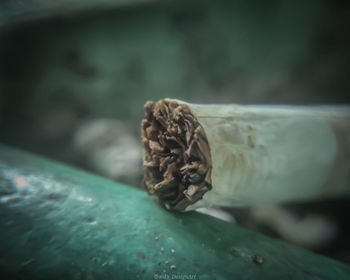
[141, 99, 350, 211]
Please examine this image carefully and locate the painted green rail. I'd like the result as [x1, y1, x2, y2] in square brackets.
[0, 144, 349, 279]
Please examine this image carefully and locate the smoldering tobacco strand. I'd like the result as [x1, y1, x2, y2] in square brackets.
[142, 100, 212, 211]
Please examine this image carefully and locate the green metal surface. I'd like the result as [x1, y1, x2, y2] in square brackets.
[0, 0, 154, 29]
[0, 144, 350, 279]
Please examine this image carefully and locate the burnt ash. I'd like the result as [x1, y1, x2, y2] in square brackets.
[142, 100, 212, 211]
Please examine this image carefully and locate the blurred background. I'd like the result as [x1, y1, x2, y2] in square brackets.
[0, 0, 349, 264]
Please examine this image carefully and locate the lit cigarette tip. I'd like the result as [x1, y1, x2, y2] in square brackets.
[141, 100, 212, 211]
[142, 99, 350, 211]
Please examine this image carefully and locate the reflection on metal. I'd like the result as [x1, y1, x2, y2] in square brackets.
[0, 0, 155, 29]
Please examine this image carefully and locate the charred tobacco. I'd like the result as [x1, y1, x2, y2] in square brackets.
[141, 100, 212, 211]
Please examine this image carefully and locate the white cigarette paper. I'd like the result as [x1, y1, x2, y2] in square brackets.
[141, 99, 350, 211]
